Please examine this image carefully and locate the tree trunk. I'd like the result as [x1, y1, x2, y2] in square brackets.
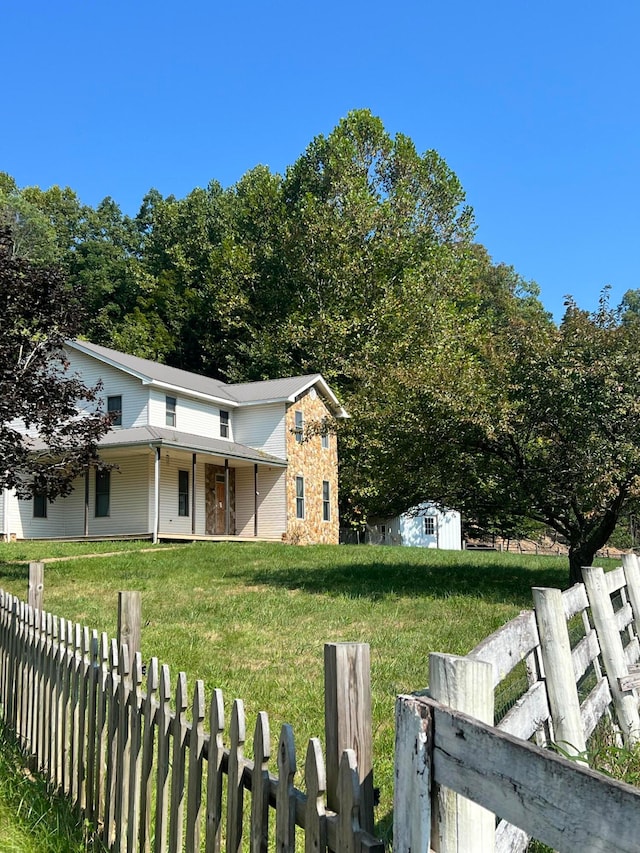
[568, 543, 599, 586]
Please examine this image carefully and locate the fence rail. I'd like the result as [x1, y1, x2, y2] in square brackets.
[395, 552, 640, 852]
[0, 588, 383, 853]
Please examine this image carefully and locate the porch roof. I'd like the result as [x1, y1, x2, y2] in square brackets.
[98, 426, 287, 467]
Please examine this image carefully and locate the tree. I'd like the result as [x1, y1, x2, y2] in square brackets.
[389, 289, 640, 585]
[0, 228, 112, 501]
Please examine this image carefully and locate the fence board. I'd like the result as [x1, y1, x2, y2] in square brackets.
[304, 738, 327, 853]
[169, 671, 188, 853]
[583, 566, 640, 744]
[250, 711, 270, 853]
[276, 724, 296, 853]
[94, 632, 109, 826]
[205, 688, 225, 853]
[154, 664, 172, 853]
[115, 645, 132, 851]
[227, 698, 246, 853]
[139, 657, 159, 853]
[185, 679, 206, 853]
[103, 639, 120, 848]
[127, 652, 144, 853]
[423, 695, 640, 853]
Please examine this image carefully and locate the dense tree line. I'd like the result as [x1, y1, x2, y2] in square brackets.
[4, 109, 640, 583]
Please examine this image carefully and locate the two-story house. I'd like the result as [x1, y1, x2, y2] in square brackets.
[0, 340, 348, 544]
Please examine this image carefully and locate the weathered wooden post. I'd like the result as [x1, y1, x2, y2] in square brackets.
[117, 591, 141, 658]
[324, 642, 374, 835]
[28, 562, 44, 611]
[394, 694, 433, 852]
[622, 553, 640, 640]
[532, 586, 587, 758]
[582, 566, 640, 744]
[428, 652, 495, 852]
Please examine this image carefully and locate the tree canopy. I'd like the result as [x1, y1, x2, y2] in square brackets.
[0, 228, 111, 500]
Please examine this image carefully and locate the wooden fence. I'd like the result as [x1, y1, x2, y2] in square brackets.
[0, 581, 384, 853]
[394, 552, 640, 852]
[5, 553, 640, 852]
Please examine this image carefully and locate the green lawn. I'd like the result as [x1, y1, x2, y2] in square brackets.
[0, 540, 617, 847]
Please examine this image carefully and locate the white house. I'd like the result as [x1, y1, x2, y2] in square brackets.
[0, 340, 348, 544]
[370, 503, 462, 550]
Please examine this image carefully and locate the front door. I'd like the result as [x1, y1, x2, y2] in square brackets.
[214, 476, 226, 534]
[205, 464, 236, 535]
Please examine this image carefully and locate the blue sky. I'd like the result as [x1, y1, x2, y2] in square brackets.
[3, 1, 639, 319]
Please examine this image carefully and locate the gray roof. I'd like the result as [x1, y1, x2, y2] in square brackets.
[68, 340, 234, 402]
[68, 340, 348, 416]
[98, 426, 287, 466]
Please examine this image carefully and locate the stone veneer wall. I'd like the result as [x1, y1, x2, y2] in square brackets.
[284, 388, 339, 544]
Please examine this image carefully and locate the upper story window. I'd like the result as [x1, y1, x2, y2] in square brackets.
[220, 410, 229, 438]
[321, 432, 329, 450]
[294, 410, 303, 444]
[107, 395, 122, 427]
[166, 396, 177, 427]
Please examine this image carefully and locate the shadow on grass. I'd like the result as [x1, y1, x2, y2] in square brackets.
[0, 561, 28, 584]
[235, 551, 572, 608]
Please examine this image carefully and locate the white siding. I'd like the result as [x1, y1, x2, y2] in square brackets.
[235, 467, 255, 536]
[89, 454, 151, 537]
[148, 389, 225, 439]
[234, 404, 286, 457]
[66, 348, 150, 428]
[399, 505, 462, 550]
[255, 467, 286, 539]
[11, 476, 85, 538]
[158, 451, 195, 535]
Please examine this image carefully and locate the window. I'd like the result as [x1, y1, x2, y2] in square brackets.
[322, 480, 331, 521]
[178, 470, 189, 516]
[33, 492, 47, 519]
[321, 432, 329, 450]
[96, 470, 110, 517]
[220, 410, 229, 438]
[166, 396, 177, 427]
[296, 476, 305, 519]
[294, 410, 303, 444]
[424, 517, 435, 536]
[107, 395, 122, 426]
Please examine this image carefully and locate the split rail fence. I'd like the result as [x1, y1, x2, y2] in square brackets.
[394, 552, 640, 852]
[0, 573, 384, 853]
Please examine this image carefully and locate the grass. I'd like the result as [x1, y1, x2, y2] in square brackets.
[0, 722, 104, 853]
[0, 540, 620, 848]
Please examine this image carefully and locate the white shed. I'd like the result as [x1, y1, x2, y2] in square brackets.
[370, 503, 462, 550]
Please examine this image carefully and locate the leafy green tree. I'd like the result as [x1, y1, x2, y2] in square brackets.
[392, 290, 640, 584]
[0, 228, 112, 499]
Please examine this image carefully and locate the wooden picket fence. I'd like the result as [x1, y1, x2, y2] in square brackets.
[394, 552, 640, 852]
[0, 586, 384, 853]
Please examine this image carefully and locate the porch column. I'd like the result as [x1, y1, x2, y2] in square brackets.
[224, 459, 230, 535]
[191, 453, 196, 535]
[84, 467, 90, 537]
[153, 447, 160, 543]
[254, 464, 258, 538]
[2, 487, 9, 541]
